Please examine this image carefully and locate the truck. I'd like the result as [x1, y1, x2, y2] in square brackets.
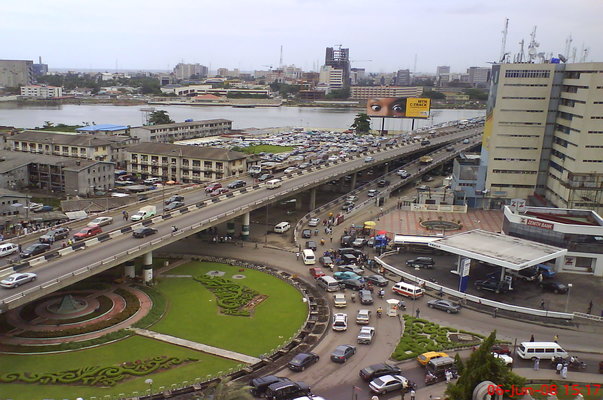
[130, 205, 156, 222]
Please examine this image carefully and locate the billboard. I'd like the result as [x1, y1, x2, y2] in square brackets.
[366, 97, 431, 118]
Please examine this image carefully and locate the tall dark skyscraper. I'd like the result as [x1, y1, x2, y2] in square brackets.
[324, 46, 350, 89]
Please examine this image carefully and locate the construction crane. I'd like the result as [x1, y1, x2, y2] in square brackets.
[262, 65, 273, 70]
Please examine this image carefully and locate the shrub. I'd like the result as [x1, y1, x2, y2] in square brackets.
[194, 275, 260, 317]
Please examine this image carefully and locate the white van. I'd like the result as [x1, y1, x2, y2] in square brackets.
[302, 249, 316, 265]
[317, 276, 341, 292]
[0, 243, 19, 258]
[266, 178, 282, 189]
[274, 222, 291, 233]
[516, 342, 568, 360]
[143, 177, 161, 185]
[392, 282, 424, 299]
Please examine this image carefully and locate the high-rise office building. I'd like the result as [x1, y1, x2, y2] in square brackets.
[476, 62, 603, 213]
[436, 66, 450, 76]
[0, 59, 34, 87]
[173, 63, 208, 80]
[324, 46, 350, 89]
[395, 69, 411, 86]
[467, 66, 491, 87]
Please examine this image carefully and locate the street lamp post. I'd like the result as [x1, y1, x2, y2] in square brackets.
[564, 283, 573, 313]
[145, 378, 153, 395]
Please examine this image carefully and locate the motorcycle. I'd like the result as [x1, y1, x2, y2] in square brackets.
[551, 356, 587, 370]
[376, 308, 383, 318]
[378, 289, 385, 299]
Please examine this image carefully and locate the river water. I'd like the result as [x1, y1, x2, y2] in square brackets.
[0, 103, 484, 131]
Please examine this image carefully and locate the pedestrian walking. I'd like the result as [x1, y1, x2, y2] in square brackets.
[320, 238, 325, 246]
[445, 369, 452, 383]
[587, 300, 593, 314]
[296, 252, 300, 260]
[409, 389, 415, 400]
[540, 299, 545, 309]
[18, 244, 22, 252]
[330, 236, 333, 243]
[314, 229, 318, 237]
[561, 364, 568, 379]
[415, 308, 420, 318]
[493, 307, 498, 318]
[554, 334, 559, 343]
[556, 361, 562, 374]
[530, 334, 535, 342]
[533, 357, 540, 371]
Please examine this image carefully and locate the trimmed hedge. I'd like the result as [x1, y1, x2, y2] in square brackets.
[0, 330, 133, 354]
[194, 275, 260, 317]
[391, 316, 483, 361]
[0, 356, 197, 386]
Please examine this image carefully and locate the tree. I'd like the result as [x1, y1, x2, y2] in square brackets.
[206, 377, 254, 400]
[351, 113, 371, 134]
[325, 88, 350, 99]
[463, 88, 489, 101]
[422, 90, 446, 100]
[445, 331, 526, 400]
[148, 110, 174, 125]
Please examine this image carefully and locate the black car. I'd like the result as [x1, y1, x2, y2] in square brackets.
[406, 257, 435, 268]
[359, 289, 373, 305]
[265, 381, 311, 400]
[20, 243, 51, 258]
[319, 256, 334, 269]
[427, 299, 461, 313]
[539, 281, 569, 294]
[474, 279, 510, 294]
[258, 174, 273, 182]
[227, 180, 247, 189]
[165, 201, 185, 211]
[39, 227, 70, 243]
[249, 376, 291, 397]
[305, 241, 317, 251]
[287, 352, 319, 372]
[164, 195, 184, 205]
[132, 227, 158, 238]
[377, 179, 390, 187]
[359, 363, 402, 381]
[341, 202, 354, 212]
[330, 344, 356, 363]
[340, 279, 364, 291]
[301, 229, 312, 239]
[365, 274, 388, 287]
[340, 235, 355, 247]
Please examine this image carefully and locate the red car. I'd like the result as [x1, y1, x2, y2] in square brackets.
[309, 267, 325, 279]
[210, 187, 230, 197]
[205, 182, 222, 193]
[73, 226, 102, 241]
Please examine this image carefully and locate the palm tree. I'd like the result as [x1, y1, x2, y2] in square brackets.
[202, 377, 254, 400]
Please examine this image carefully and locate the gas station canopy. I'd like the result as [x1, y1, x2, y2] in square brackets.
[428, 229, 567, 271]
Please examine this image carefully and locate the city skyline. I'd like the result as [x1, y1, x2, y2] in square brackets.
[2, 0, 601, 74]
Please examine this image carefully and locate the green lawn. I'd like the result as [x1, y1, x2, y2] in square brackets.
[0, 336, 239, 400]
[152, 261, 307, 356]
[239, 144, 294, 154]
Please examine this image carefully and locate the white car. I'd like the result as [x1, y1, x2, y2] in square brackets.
[346, 195, 358, 202]
[0, 272, 37, 288]
[328, 155, 339, 161]
[369, 375, 411, 394]
[333, 293, 347, 308]
[284, 167, 298, 174]
[332, 313, 348, 331]
[308, 217, 320, 227]
[367, 189, 379, 197]
[356, 309, 371, 325]
[364, 156, 375, 163]
[397, 169, 410, 178]
[87, 216, 114, 227]
[493, 353, 513, 366]
[357, 326, 375, 344]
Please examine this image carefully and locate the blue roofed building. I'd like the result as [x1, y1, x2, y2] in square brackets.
[76, 124, 130, 136]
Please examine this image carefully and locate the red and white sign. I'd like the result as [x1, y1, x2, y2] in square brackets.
[524, 218, 554, 230]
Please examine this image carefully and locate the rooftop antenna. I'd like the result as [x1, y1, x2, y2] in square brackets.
[499, 18, 509, 63]
[580, 47, 589, 62]
[527, 26, 539, 63]
[516, 39, 525, 63]
[571, 47, 577, 63]
[564, 35, 573, 61]
[279, 45, 283, 68]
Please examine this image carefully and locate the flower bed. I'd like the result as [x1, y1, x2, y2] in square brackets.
[194, 275, 260, 317]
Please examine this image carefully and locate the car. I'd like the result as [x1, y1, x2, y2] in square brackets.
[492, 353, 514, 366]
[319, 256, 334, 270]
[346, 195, 358, 202]
[210, 187, 230, 196]
[327, 155, 339, 162]
[365, 274, 388, 287]
[491, 344, 512, 355]
[165, 201, 185, 211]
[333, 271, 363, 281]
[305, 241, 317, 251]
[164, 195, 184, 204]
[287, 352, 319, 372]
[356, 309, 371, 325]
[301, 229, 312, 239]
[205, 182, 222, 193]
[539, 280, 569, 294]
[397, 169, 411, 178]
[249, 376, 291, 397]
[446, 145, 455, 151]
[283, 167, 298, 174]
[341, 202, 355, 211]
[1, 272, 37, 288]
[308, 267, 326, 279]
[332, 313, 348, 331]
[359, 363, 402, 381]
[513, 266, 539, 281]
[406, 257, 435, 268]
[298, 162, 311, 169]
[417, 351, 449, 366]
[340, 279, 364, 291]
[338, 265, 364, 275]
[422, 175, 434, 182]
[87, 216, 113, 227]
[39, 227, 70, 243]
[421, 139, 431, 145]
[333, 293, 347, 308]
[377, 179, 390, 187]
[132, 227, 158, 238]
[416, 185, 430, 191]
[364, 156, 374, 163]
[352, 238, 366, 248]
[357, 326, 375, 344]
[73, 226, 102, 241]
[537, 264, 556, 278]
[474, 279, 510, 293]
[463, 138, 470, 144]
[308, 217, 320, 227]
[330, 344, 356, 363]
[20, 243, 51, 258]
[258, 173, 274, 182]
[359, 289, 373, 305]
[33, 205, 53, 213]
[367, 189, 378, 197]
[427, 299, 461, 313]
[369, 375, 413, 394]
[227, 180, 246, 189]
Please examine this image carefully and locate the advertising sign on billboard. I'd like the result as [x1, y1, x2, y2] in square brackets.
[366, 97, 431, 119]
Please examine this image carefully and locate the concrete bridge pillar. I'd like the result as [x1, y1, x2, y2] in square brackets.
[309, 188, 316, 211]
[241, 212, 250, 241]
[350, 173, 357, 190]
[295, 195, 303, 210]
[143, 251, 153, 284]
[226, 221, 235, 236]
[124, 260, 136, 278]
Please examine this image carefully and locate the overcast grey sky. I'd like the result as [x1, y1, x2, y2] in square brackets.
[2, 0, 601, 74]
